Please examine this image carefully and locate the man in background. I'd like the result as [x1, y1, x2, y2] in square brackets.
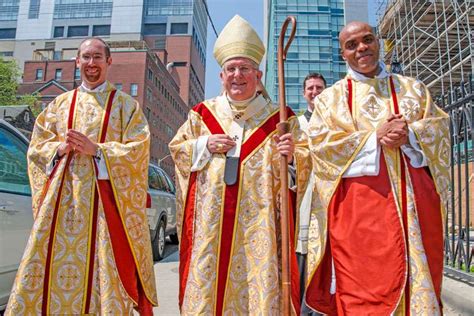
[296, 73, 326, 315]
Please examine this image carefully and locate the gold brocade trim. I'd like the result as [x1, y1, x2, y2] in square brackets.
[213, 182, 228, 315]
[391, 150, 409, 315]
[96, 92, 113, 143]
[45, 163, 68, 315]
[82, 179, 97, 313]
[81, 91, 113, 311]
[411, 129, 447, 224]
[102, 134, 157, 306]
[294, 151, 301, 248]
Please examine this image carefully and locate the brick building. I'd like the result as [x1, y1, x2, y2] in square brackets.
[0, 0, 209, 177]
[18, 42, 187, 176]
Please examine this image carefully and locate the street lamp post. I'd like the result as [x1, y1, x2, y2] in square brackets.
[157, 154, 172, 167]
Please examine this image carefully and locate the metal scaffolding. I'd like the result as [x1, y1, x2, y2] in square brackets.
[376, 0, 473, 98]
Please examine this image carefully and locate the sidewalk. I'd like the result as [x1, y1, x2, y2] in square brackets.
[152, 244, 180, 315]
[442, 274, 474, 315]
[148, 245, 474, 315]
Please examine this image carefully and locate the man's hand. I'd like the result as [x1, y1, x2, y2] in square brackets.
[207, 134, 236, 154]
[376, 114, 408, 149]
[66, 129, 98, 156]
[57, 142, 73, 157]
[273, 133, 295, 163]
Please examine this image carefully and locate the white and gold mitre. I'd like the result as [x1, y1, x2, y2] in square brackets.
[213, 15, 265, 67]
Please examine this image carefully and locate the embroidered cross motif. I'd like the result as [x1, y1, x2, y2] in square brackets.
[65, 210, 84, 233]
[362, 96, 383, 120]
[58, 265, 80, 290]
[24, 263, 43, 291]
[367, 103, 379, 114]
[127, 215, 144, 239]
[232, 135, 239, 141]
[400, 100, 420, 120]
[234, 114, 242, 120]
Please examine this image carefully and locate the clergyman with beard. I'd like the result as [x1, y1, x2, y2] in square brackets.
[5, 37, 158, 315]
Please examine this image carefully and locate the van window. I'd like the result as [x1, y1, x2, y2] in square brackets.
[156, 168, 171, 192]
[0, 126, 31, 195]
[162, 171, 175, 194]
[148, 166, 160, 190]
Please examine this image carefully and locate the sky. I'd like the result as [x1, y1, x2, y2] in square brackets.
[203, 0, 377, 99]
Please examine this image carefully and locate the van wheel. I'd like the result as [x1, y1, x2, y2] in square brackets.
[169, 233, 179, 244]
[152, 219, 166, 261]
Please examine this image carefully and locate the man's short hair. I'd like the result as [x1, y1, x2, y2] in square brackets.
[77, 37, 111, 58]
[303, 73, 327, 89]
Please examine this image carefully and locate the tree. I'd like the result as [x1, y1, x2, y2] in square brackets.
[0, 57, 39, 114]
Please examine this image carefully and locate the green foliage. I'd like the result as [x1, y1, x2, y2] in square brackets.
[0, 58, 20, 105]
[0, 57, 39, 113]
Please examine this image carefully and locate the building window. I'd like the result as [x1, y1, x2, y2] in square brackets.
[0, 2, 19, 21]
[54, 0, 113, 19]
[74, 68, 80, 80]
[53, 51, 62, 60]
[0, 51, 13, 57]
[115, 83, 122, 90]
[28, 0, 40, 19]
[55, 69, 62, 81]
[146, 87, 153, 102]
[53, 26, 64, 38]
[35, 69, 43, 80]
[92, 25, 110, 36]
[67, 25, 89, 37]
[147, 68, 153, 80]
[154, 38, 166, 49]
[170, 23, 188, 35]
[144, 23, 166, 35]
[173, 61, 187, 67]
[130, 83, 138, 97]
[0, 28, 16, 39]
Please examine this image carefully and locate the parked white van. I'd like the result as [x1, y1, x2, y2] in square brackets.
[147, 164, 178, 261]
[0, 119, 33, 311]
[0, 119, 179, 312]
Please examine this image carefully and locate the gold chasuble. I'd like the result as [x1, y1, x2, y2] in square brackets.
[170, 94, 311, 315]
[6, 81, 157, 315]
[305, 75, 450, 315]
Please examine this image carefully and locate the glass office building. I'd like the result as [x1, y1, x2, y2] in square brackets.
[264, 0, 367, 112]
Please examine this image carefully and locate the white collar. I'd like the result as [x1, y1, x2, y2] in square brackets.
[80, 81, 108, 93]
[226, 92, 258, 107]
[347, 61, 390, 81]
